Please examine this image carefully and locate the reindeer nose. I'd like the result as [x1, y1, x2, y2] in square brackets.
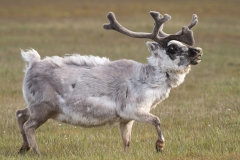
[193, 48, 200, 53]
[195, 47, 203, 55]
[191, 47, 202, 53]
[189, 47, 203, 57]
[192, 47, 202, 52]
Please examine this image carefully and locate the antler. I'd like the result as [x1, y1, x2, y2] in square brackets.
[159, 14, 198, 36]
[103, 11, 198, 46]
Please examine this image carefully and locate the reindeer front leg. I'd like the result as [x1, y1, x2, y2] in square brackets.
[132, 112, 165, 152]
[153, 117, 165, 152]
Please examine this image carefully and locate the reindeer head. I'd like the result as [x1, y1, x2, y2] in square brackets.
[103, 11, 203, 67]
[146, 40, 202, 67]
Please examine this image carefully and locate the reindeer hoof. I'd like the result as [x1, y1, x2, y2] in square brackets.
[155, 140, 165, 152]
[18, 146, 30, 154]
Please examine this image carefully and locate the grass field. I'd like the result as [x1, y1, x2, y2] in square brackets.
[0, 0, 240, 159]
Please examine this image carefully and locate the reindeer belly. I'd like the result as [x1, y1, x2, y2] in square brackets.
[53, 96, 119, 127]
[52, 112, 118, 127]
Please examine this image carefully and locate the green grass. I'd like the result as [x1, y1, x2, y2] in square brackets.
[0, 0, 240, 159]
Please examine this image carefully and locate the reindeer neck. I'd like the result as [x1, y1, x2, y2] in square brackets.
[139, 63, 191, 89]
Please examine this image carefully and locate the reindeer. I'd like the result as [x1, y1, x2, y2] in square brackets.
[16, 11, 203, 155]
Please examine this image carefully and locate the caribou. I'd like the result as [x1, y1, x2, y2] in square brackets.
[16, 11, 203, 155]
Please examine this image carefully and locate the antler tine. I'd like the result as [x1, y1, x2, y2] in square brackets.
[149, 11, 171, 38]
[103, 12, 152, 38]
[188, 14, 198, 29]
[175, 14, 198, 35]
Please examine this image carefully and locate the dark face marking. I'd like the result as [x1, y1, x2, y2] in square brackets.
[166, 44, 183, 60]
[165, 41, 202, 66]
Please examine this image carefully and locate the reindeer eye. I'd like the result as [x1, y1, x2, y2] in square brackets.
[167, 45, 178, 54]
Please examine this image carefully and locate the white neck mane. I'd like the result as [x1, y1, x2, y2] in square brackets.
[145, 49, 191, 88]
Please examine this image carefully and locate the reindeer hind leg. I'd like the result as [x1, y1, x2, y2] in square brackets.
[16, 108, 31, 154]
[23, 102, 56, 155]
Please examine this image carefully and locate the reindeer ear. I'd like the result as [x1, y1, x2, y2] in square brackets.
[146, 41, 159, 52]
